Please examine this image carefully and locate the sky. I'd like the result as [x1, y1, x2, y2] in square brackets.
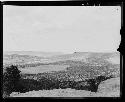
[3, 6, 121, 53]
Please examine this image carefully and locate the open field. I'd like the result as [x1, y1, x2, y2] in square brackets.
[10, 88, 120, 97]
[19, 65, 69, 74]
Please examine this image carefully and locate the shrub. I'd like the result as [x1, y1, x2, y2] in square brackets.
[3, 65, 21, 97]
[18, 79, 43, 92]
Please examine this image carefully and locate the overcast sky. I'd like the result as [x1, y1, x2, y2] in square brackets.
[3, 6, 121, 53]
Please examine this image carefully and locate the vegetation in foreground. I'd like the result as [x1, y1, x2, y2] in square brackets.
[3, 65, 21, 97]
[3, 64, 119, 98]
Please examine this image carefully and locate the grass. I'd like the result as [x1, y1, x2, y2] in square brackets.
[19, 65, 69, 74]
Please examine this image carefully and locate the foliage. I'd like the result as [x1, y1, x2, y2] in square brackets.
[19, 73, 112, 93]
[3, 62, 119, 95]
[3, 65, 21, 97]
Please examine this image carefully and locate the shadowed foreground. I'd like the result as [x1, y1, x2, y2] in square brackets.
[10, 77, 120, 97]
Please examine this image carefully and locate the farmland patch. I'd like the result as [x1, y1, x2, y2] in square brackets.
[19, 65, 69, 74]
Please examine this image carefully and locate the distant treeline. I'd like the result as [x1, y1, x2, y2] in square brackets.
[21, 63, 120, 82]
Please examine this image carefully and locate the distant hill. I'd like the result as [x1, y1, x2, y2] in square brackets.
[47, 52, 120, 64]
[3, 51, 120, 66]
[3, 51, 64, 57]
[3, 54, 43, 66]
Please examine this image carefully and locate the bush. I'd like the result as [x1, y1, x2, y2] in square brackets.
[18, 79, 43, 92]
[3, 65, 21, 97]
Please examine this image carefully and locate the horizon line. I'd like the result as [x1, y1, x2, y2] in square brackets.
[3, 50, 119, 53]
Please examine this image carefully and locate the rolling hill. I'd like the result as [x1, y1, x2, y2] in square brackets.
[3, 51, 120, 66]
[3, 51, 64, 57]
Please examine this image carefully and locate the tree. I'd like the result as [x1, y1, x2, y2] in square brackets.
[3, 65, 21, 98]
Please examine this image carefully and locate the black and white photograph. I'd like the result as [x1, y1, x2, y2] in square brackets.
[3, 5, 121, 98]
